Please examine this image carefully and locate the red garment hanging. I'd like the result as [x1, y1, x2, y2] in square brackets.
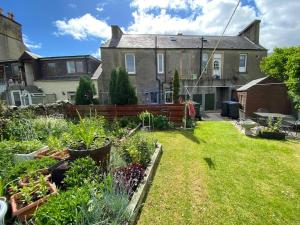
[188, 101, 196, 118]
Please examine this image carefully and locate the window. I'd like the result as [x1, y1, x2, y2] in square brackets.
[213, 60, 220, 70]
[157, 53, 164, 74]
[239, 54, 247, 72]
[202, 53, 208, 73]
[0, 65, 4, 82]
[125, 53, 136, 74]
[67, 61, 76, 74]
[47, 63, 56, 75]
[67, 91, 76, 103]
[76, 61, 84, 73]
[165, 91, 173, 104]
[150, 92, 158, 104]
[11, 63, 20, 76]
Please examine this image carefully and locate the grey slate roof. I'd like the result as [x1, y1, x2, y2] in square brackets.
[237, 77, 268, 91]
[102, 34, 266, 50]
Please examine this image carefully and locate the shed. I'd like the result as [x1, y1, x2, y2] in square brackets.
[237, 76, 291, 117]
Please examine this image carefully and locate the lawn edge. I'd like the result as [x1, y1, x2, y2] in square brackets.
[127, 143, 163, 225]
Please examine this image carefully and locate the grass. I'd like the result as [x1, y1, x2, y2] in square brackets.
[137, 121, 300, 225]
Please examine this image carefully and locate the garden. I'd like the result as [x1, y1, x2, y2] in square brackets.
[0, 102, 173, 224]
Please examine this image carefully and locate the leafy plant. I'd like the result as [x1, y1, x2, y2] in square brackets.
[264, 117, 282, 133]
[153, 115, 173, 130]
[33, 186, 90, 225]
[63, 157, 102, 188]
[120, 134, 155, 167]
[114, 163, 145, 197]
[4, 157, 56, 183]
[46, 136, 65, 151]
[69, 112, 106, 150]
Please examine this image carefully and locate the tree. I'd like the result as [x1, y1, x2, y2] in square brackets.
[109, 67, 138, 105]
[75, 76, 96, 105]
[109, 69, 118, 104]
[173, 69, 180, 103]
[260, 47, 300, 108]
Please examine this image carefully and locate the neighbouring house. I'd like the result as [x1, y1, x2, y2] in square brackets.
[99, 20, 267, 109]
[237, 76, 291, 117]
[0, 9, 101, 106]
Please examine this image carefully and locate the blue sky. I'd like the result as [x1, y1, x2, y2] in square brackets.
[1, 0, 299, 57]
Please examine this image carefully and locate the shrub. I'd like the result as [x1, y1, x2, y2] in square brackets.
[114, 163, 145, 197]
[110, 67, 138, 105]
[153, 115, 172, 130]
[32, 117, 70, 141]
[119, 116, 139, 129]
[75, 76, 96, 105]
[120, 134, 155, 167]
[4, 112, 36, 141]
[33, 186, 90, 225]
[63, 157, 102, 188]
[0, 140, 44, 178]
[173, 69, 180, 103]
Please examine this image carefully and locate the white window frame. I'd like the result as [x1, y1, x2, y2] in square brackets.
[67, 61, 76, 74]
[165, 91, 173, 104]
[125, 53, 136, 74]
[157, 53, 164, 74]
[239, 53, 247, 73]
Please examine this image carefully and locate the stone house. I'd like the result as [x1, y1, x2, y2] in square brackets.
[0, 9, 101, 106]
[99, 20, 267, 110]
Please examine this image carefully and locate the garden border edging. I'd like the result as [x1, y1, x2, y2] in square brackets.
[127, 143, 163, 225]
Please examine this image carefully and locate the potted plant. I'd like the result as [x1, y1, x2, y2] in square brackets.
[35, 136, 69, 160]
[0, 177, 8, 224]
[10, 176, 57, 221]
[240, 120, 257, 136]
[18, 170, 51, 187]
[67, 113, 111, 170]
[259, 117, 286, 140]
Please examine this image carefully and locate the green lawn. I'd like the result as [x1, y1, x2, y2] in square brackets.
[138, 122, 300, 225]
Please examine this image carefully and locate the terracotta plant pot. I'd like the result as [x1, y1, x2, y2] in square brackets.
[67, 140, 112, 171]
[10, 181, 57, 222]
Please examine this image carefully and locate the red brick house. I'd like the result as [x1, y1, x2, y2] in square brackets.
[237, 76, 291, 117]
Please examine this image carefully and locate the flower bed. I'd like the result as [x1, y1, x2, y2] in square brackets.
[0, 110, 160, 224]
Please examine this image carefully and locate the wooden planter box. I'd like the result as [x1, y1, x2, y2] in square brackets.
[259, 131, 286, 140]
[10, 182, 57, 221]
[18, 170, 51, 187]
[35, 149, 69, 160]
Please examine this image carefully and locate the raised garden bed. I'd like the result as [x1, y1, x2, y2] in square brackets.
[10, 181, 57, 221]
[258, 131, 286, 140]
[127, 144, 163, 225]
[35, 148, 69, 160]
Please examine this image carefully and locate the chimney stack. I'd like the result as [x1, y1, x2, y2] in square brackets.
[7, 12, 14, 20]
[111, 25, 123, 40]
[0, 8, 3, 15]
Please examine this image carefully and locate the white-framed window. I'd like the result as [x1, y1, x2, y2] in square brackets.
[67, 61, 76, 74]
[202, 53, 208, 73]
[239, 54, 247, 73]
[157, 53, 164, 74]
[165, 91, 173, 104]
[150, 92, 158, 104]
[75, 61, 84, 73]
[125, 53, 136, 74]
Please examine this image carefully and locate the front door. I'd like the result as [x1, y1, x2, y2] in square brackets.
[205, 93, 215, 111]
[213, 53, 222, 79]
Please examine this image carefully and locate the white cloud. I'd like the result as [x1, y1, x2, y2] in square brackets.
[68, 3, 77, 9]
[92, 48, 101, 59]
[96, 7, 104, 12]
[23, 34, 42, 50]
[54, 13, 111, 40]
[255, 0, 300, 50]
[127, 0, 256, 36]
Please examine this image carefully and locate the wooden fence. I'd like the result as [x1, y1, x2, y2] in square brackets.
[64, 104, 185, 124]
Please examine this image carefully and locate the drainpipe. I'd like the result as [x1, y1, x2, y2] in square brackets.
[154, 36, 161, 103]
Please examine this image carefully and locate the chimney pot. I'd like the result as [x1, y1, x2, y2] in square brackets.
[7, 12, 14, 20]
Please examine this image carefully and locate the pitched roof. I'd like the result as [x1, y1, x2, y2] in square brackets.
[102, 34, 266, 50]
[237, 77, 268, 91]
